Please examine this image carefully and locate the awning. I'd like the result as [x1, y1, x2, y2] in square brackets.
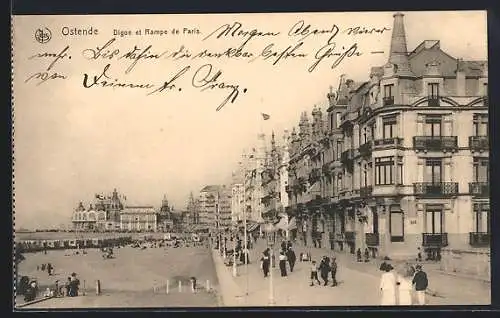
[247, 223, 260, 232]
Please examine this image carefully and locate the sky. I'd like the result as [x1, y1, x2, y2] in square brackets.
[12, 11, 487, 229]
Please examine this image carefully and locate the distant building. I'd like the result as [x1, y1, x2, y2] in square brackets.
[120, 206, 157, 232]
[198, 185, 231, 233]
[71, 188, 125, 231]
[157, 194, 174, 232]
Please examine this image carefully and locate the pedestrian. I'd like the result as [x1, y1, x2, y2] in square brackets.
[364, 248, 370, 262]
[309, 260, 321, 286]
[261, 250, 270, 278]
[319, 257, 331, 286]
[47, 263, 53, 276]
[65, 277, 71, 296]
[397, 266, 414, 305]
[379, 263, 397, 305]
[41, 263, 46, 271]
[416, 247, 422, 262]
[412, 265, 428, 305]
[356, 248, 362, 262]
[330, 257, 338, 287]
[286, 247, 296, 272]
[70, 272, 80, 297]
[287, 240, 292, 250]
[281, 241, 287, 252]
[279, 251, 288, 277]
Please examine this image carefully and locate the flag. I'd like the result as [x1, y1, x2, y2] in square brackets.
[261, 113, 270, 120]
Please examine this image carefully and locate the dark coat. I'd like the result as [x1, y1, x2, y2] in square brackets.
[412, 271, 428, 291]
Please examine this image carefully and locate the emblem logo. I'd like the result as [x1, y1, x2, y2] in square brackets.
[35, 28, 52, 44]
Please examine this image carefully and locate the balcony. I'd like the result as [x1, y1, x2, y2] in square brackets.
[344, 231, 355, 242]
[383, 96, 394, 106]
[373, 137, 403, 148]
[340, 149, 354, 164]
[469, 232, 490, 247]
[365, 233, 379, 246]
[428, 96, 440, 107]
[414, 182, 458, 197]
[469, 182, 489, 197]
[360, 186, 373, 198]
[413, 136, 458, 152]
[358, 142, 372, 157]
[469, 136, 488, 152]
[422, 233, 448, 247]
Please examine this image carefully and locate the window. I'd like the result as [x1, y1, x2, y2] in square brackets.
[425, 205, 443, 234]
[337, 173, 343, 191]
[473, 157, 489, 182]
[473, 114, 488, 136]
[425, 158, 442, 183]
[428, 83, 440, 98]
[336, 113, 342, 128]
[336, 141, 342, 160]
[329, 113, 334, 131]
[372, 208, 379, 233]
[424, 115, 442, 137]
[484, 83, 488, 96]
[473, 203, 489, 233]
[370, 123, 376, 140]
[361, 163, 371, 187]
[384, 84, 394, 98]
[362, 127, 368, 144]
[397, 156, 404, 185]
[390, 206, 404, 242]
[382, 116, 397, 139]
[375, 156, 394, 185]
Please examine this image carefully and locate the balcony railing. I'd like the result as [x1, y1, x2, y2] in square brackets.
[383, 96, 394, 106]
[469, 182, 489, 197]
[358, 142, 372, 157]
[373, 137, 403, 147]
[422, 233, 448, 247]
[365, 233, 379, 246]
[428, 96, 440, 107]
[469, 136, 489, 151]
[413, 182, 458, 196]
[360, 186, 373, 198]
[344, 231, 355, 242]
[469, 232, 490, 247]
[413, 136, 458, 151]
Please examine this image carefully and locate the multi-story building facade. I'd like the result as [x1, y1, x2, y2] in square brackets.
[119, 206, 157, 232]
[71, 188, 125, 231]
[199, 185, 232, 233]
[261, 132, 282, 223]
[324, 12, 489, 262]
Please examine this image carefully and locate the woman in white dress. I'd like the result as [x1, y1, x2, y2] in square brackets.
[379, 263, 397, 305]
[397, 266, 414, 305]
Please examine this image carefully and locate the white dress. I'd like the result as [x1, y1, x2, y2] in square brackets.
[397, 276, 413, 305]
[379, 272, 397, 305]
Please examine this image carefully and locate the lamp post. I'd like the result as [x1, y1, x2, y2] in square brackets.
[265, 221, 276, 306]
[232, 221, 238, 277]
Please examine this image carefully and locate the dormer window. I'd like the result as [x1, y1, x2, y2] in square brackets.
[383, 84, 394, 106]
[428, 83, 440, 106]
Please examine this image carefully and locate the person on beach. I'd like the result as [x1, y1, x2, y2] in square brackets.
[47, 263, 53, 276]
[379, 263, 397, 305]
[279, 251, 288, 277]
[309, 260, 321, 286]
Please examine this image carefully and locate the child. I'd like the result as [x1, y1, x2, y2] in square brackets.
[309, 260, 321, 286]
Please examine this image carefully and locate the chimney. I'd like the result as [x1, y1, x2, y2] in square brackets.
[456, 58, 466, 96]
[388, 12, 414, 77]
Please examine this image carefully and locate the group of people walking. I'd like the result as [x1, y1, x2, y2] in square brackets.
[379, 262, 429, 305]
[309, 255, 338, 287]
[260, 240, 297, 278]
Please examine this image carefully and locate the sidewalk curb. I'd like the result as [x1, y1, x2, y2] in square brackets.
[16, 295, 55, 309]
[431, 269, 491, 284]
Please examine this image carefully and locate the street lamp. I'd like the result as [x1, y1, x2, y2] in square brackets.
[265, 222, 276, 306]
[232, 222, 238, 277]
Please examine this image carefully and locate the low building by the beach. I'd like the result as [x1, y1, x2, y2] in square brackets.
[120, 206, 158, 232]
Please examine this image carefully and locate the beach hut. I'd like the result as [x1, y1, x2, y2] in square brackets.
[47, 240, 56, 249]
[92, 238, 100, 247]
[63, 239, 70, 248]
[69, 239, 77, 248]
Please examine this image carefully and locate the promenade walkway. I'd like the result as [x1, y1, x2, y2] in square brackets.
[212, 239, 490, 307]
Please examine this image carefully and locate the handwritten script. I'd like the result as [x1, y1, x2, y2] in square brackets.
[23, 20, 390, 111]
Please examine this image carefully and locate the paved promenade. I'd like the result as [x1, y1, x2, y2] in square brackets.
[213, 239, 490, 307]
